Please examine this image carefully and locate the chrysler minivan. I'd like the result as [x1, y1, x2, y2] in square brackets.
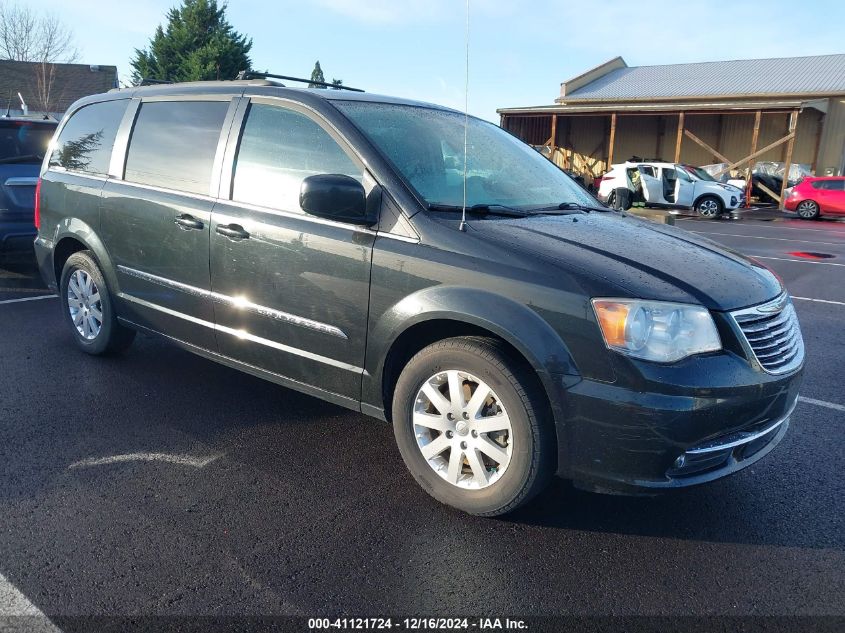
[35, 80, 804, 515]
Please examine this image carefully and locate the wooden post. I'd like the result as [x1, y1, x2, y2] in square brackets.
[811, 113, 825, 173]
[564, 118, 573, 171]
[607, 113, 617, 167]
[779, 110, 799, 206]
[549, 114, 558, 154]
[674, 112, 684, 163]
[750, 111, 761, 156]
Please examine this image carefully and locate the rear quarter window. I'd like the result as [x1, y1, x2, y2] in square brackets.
[49, 100, 128, 175]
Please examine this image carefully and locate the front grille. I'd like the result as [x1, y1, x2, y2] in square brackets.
[731, 294, 804, 374]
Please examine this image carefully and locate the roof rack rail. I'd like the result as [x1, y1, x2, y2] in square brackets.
[236, 70, 364, 93]
[139, 78, 174, 86]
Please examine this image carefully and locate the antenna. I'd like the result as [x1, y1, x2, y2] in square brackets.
[459, 0, 470, 232]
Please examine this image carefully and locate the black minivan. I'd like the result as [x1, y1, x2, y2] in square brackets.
[35, 80, 804, 515]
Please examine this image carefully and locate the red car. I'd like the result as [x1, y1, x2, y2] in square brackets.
[784, 176, 845, 219]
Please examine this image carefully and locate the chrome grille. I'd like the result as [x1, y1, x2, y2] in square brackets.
[731, 294, 804, 374]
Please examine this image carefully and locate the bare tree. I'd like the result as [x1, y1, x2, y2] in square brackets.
[0, 3, 79, 114]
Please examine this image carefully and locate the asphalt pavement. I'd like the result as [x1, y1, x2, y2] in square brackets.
[0, 210, 843, 628]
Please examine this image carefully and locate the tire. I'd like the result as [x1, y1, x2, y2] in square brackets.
[60, 251, 135, 355]
[796, 200, 820, 220]
[391, 337, 554, 516]
[695, 195, 723, 218]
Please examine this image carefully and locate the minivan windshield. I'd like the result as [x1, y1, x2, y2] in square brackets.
[336, 101, 600, 212]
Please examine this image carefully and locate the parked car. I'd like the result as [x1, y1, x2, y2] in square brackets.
[784, 176, 845, 219]
[35, 82, 804, 516]
[598, 161, 743, 217]
[682, 164, 746, 206]
[0, 117, 57, 255]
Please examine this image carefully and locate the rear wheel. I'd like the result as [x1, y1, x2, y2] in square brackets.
[60, 251, 135, 355]
[392, 337, 554, 516]
[796, 200, 820, 220]
[695, 195, 723, 218]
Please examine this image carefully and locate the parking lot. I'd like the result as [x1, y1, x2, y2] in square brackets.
[1, 211, 843, 625]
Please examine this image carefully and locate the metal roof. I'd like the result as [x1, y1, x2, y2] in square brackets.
[498, 99, 811, 116]
[561, 54, 845, 102]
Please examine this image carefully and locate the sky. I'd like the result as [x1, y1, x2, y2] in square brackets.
[35, 0, 845, 122]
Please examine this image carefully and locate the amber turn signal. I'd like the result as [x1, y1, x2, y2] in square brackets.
[592, 300, 630, 347]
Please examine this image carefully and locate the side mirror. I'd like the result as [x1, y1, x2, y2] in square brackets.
[299, 174, 375, 225]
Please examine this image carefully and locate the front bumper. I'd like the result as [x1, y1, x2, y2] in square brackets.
[556, 349, 803, 494]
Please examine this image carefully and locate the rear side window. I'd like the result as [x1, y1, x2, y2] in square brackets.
[811, 180, 845, 191]
[232, 104, 361, 212]
[124, 100, 229, 196]
[49, 100, 127, 175]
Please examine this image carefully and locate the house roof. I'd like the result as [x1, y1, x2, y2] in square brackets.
[0, 61, 117, 114]
[559, 54, 845, 102]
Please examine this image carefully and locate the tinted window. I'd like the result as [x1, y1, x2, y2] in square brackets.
[232, 104, 361, 212]
[0, 121, 56, 165]
[811, 180, 845, 190]
[337, 101, 597, 209]
[49, 100, 127, 174]
[125, 101, 228, 195]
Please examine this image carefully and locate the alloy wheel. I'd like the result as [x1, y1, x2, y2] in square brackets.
[797, 201, 818, 218]
[67, 269, 103, 340]
[412, 370, 513, 489]
[697, 199, 719, 217]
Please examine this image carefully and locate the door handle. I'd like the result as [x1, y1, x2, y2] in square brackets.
[174, 214, 204, 231]
[216, 224, 250, 241]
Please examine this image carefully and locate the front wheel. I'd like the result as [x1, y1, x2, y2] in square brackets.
[695, 195, 723, 218]
[392, 337, 554, 516]
[60, 251, 135, 355]
[796, 200, 820, 220]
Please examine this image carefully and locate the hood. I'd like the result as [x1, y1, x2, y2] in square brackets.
[468, 212, 782, 311]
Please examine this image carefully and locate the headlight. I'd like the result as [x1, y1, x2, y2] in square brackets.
[592, 299, 721, 362]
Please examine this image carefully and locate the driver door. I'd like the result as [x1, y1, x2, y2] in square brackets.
[638, 165, 663, 203]
[209, 98, 376, 403]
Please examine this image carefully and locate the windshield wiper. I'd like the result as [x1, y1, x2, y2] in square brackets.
[531, 202, 609, 215]
[0, 154, 44, 165]
[427, 203, 528, 218]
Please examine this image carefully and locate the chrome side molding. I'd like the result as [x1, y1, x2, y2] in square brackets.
[116, 265, 348, 339]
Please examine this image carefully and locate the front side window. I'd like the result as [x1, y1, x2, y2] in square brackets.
[49, 100, 127, 174]
[232, 103, 362, 212]
[335, 101, 596, 211]
[124, 100, 229, 195]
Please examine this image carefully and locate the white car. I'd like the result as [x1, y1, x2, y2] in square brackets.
[598, 161, 744, 217]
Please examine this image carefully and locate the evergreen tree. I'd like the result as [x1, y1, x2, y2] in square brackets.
[331, 78, 343, 90]
[130, 0, 252, 84]
[309, 61, 326, 88]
